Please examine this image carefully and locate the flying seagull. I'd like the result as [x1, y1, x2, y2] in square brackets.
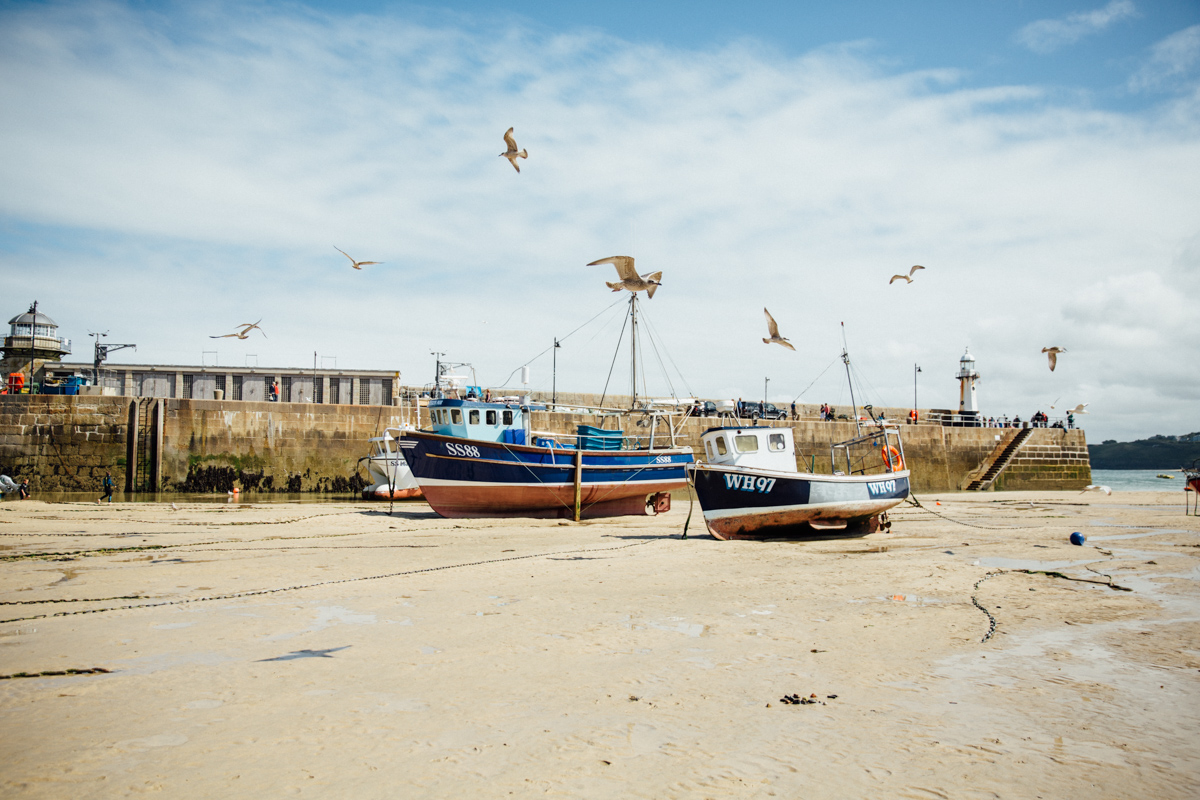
[1080, 484, 1112, 495]
[500, 127, 528, 173]
[588, 255, 662, 298]
[1065, 403, 1089, 415]
[762, 308, 795, 350]
[335, 247, 382, 270]
[889, 265, 925, 285]
[1042, 346, 1067, 371]
[210, 319, 266, 340]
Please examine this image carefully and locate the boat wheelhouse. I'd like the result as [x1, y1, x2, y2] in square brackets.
[686, 424, 910, 540]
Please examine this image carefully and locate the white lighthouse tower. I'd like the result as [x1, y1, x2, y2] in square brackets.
[956, 348, 980, 414]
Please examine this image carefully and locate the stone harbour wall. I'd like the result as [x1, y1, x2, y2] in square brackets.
[0, 396, 410, 494]
[530, 413, 1091, 494]
[993, 434, 1092, 491]
[0, 396, 128, 493]
[0, 397, 1089, 495]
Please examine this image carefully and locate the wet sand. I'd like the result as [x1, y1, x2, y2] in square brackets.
[1, 491, 1197, 798]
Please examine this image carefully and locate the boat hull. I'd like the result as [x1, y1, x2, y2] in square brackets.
[689, 463, 910, 540]
[399, 430, 691, 519]
[362, 454, 423, 501]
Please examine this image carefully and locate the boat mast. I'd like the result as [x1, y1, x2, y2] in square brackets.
[629, 293, 638, 410]
[841, 322, 861, 436]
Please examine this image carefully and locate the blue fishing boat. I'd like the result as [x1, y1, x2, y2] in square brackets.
[398, 397, 693, 519]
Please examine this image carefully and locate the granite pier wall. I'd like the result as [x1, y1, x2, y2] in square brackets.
[0, 396, 408, 494]
[0, 397, 1089, 495]
[529, 413, 1091, 493]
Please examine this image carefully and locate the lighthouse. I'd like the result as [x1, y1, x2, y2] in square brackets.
[956, 348, 980, 414]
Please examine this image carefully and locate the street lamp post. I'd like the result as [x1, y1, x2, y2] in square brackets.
[914, 363, 922, 410]
[764, 376, 769, 403]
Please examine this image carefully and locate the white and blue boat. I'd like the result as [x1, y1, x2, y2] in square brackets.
[686, 424, 910, 540]
[398, 397, 693, 519]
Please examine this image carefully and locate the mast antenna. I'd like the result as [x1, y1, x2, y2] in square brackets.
[840, 322, 861, 436]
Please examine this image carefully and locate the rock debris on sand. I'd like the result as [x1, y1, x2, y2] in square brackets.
[0, 491, 1197, 798]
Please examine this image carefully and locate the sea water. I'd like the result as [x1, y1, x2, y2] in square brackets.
[1090, 469, 1185, 491]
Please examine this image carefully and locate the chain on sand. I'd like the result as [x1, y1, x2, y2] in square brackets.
[903, 494, 1036, 531]
[0, 538, 657, 625]
[971, 570, 1003, 643]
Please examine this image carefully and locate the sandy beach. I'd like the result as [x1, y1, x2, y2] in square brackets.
[0, 491, 1197, 799]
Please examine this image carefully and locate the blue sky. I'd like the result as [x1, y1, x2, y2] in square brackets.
[1, 0, 1198, 441]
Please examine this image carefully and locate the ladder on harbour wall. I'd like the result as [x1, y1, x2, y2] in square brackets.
[125, 398, 163, 493]
[964, 428, 1033, 491]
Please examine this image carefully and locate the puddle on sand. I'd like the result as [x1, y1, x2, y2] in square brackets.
[978, 557, 1097, 571]
[646, 620, 706, 638]
[1089, 529, 1192, 542]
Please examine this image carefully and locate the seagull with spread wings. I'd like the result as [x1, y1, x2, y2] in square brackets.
[762, 308, 795, 350]
[335, 247, 382, 270]
[1042, 346, 1067, 371]
[587, 255, 662, 298]
[889, 265, 925, 285]
[210, 319, 266, 340]
[1065, 403, 1089, 415]
[500, 127, 528, 172]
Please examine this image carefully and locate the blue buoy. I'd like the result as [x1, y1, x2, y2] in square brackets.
[1070, 532, 1086, 546]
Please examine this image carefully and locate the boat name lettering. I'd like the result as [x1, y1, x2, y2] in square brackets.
[723, 474, 777, 493]
[867, 479, 897, 496]
[445, 443, 481, 458]
[654, 456, 672, 464]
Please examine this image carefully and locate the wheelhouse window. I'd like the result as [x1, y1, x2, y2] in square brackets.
[768, 433, 786, 451]
[451, 409, 463, 424]
[486, 410, 497, 425]
[469, 410, 480, 424]
[715, 437, 727, 455]
[734, 435, 759, 453]
[705, 440, 714, 459]
[503, 410, 513, 425]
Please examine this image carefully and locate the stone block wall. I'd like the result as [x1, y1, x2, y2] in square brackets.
[162, 399, 408, 493]
[993, 430, 1091, 491]
[0, 396, 1090, 495]
[529, 413, 1090, 494]
[0, 395, 130, 492]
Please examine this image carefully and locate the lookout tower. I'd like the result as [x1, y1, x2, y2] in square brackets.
[956, 347, 980, 414]
[1, 303, 72, 384]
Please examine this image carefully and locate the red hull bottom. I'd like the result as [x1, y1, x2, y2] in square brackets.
[420, 482, 678, 519]
[362, 487, 424, 501]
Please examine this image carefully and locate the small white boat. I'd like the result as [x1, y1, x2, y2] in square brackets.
[361, 427, 422, 501]
[686, 424, 910, 540]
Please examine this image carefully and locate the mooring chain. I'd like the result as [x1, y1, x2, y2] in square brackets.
[971, 570, 1004, 643]
[0, 538, 658, 625]
[0, 524, 470, 562]
[0, 595, 153, 606]
[904, 495, 1037, 531]
[0, 668, 111, 681]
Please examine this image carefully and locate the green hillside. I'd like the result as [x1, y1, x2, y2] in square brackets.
[1088, 435, 1200, 470]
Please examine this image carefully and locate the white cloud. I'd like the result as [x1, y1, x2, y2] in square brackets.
[1016, 1, 1137, 54]
[0, 1, 1198, 441]
[1129, 25, 1200, 91]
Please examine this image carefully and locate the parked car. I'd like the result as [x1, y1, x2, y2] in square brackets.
[736, 401, 787, 420]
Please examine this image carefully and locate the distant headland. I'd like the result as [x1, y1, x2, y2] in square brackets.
[1089, 433, 1200, 470]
